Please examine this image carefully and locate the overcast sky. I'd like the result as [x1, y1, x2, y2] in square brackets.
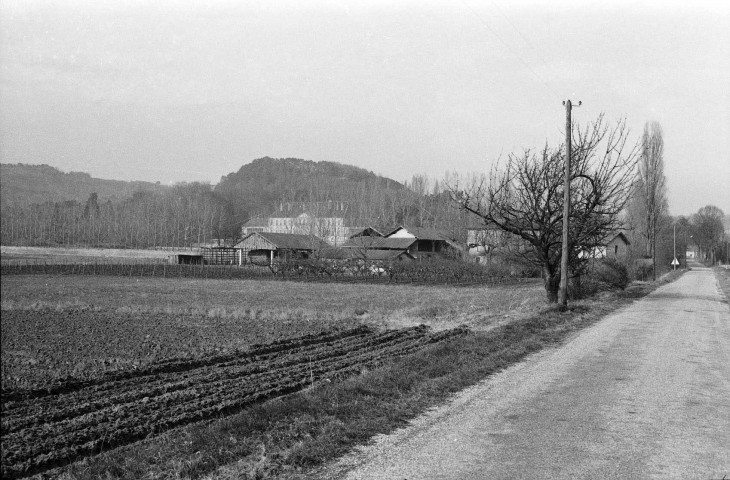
[1, 0, 728, 216]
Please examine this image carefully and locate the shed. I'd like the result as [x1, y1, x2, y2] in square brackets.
[579, 232, 631, 260]
[201, 246, 237, 265]
[193, 241, 239, 265]
[604, 232, 631, 260]
[385, 226, 462, 259]
[234, 232, 330, 266]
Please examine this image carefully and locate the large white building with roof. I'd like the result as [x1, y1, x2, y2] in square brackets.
[241, 213, 351, 246]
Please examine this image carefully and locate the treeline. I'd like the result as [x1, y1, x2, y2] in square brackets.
[0, 169, 473, 248]
[0, 183, 233, 248]
[624, 204, 728, 273]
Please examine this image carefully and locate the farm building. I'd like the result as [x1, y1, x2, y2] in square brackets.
[201, 245, 238, 265]
[582, 232, 631, 260]
[340, 227, 462, 260]
[241, 211, 351, 246]
[603, 232, 631, 260]
[234, 232, 330, 266]
[189, 240, 239, 265]
[385, 226, 462, 259]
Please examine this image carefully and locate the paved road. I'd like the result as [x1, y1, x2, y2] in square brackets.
[331, 268, 730, 479]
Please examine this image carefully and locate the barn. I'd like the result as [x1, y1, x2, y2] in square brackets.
[234, 232, 330, 266]
[385, 226, 462, 259]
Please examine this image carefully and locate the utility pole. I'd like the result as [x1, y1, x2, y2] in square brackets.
[673, 222, 676, 270]
[558, 99, 580, 308]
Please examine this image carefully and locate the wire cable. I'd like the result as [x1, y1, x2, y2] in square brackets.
[459, 0, 562, 101]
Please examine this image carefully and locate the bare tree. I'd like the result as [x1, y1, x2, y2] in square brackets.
[450, 115, 639, 303]
[691, 205, 725, 265]
[636, 121, 668, 280]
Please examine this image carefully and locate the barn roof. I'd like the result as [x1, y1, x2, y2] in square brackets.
[348, 226, 390, 238]
[386, 226, 456, 241]
[340, 236, 416, 250]
[242, 216, 269, 228]
[234, 232, 329, 250]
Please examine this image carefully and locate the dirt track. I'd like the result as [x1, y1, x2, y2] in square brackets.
[321, 267, 730, 479]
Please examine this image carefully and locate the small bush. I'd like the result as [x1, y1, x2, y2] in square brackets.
[569, 276, 599, 300]
[632, 259, 654, 281]
[595, 258, 630, 290]
[570, 258, 629, 299]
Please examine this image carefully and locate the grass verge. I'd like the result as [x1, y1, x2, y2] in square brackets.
[713, 266, 730, 303]
[49, 271, 685, 480]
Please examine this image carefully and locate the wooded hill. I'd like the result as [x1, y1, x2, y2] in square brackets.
[1, 159, 469, 248]
[215, 157, 407, 228]
[0, 163, 166, 206]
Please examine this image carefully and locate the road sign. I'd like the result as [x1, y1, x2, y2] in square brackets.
[671, 258, 679, 266]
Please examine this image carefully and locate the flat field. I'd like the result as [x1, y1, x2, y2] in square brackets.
[1, 274, 543, 390]
[0, 246, 174, 265]
[1, 270, 678, 479]
[1, 273, 542, 478]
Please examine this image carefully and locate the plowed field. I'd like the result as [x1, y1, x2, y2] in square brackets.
[1, 307, 361, 391]
[1, 325, 467, 479]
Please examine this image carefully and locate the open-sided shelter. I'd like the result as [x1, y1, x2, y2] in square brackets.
[234, 232, 330, 266]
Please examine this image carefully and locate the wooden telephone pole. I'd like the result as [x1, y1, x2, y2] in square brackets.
[558, 99, 580, 308]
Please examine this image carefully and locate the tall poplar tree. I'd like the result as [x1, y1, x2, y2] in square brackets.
[637, 121, 668, 280]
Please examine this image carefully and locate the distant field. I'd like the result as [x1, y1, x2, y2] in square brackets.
[0, 275, 544, 390]
[0, 246, 184, 265]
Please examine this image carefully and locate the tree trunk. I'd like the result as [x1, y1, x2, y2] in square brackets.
[652, 234, 657, 281]
[543, 266, 560, 303]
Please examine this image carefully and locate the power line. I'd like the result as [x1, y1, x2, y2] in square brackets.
[459, 0, 562, 101]
[488, 0, 558, 84]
